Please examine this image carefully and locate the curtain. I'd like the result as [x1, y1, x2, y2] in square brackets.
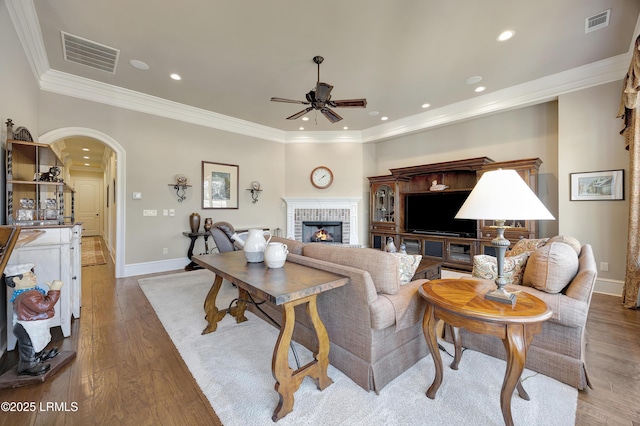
[618, 35, 640, 309]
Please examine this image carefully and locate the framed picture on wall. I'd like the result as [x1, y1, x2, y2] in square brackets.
[570, 169, 624, 201]
[202, 161, 239, 209]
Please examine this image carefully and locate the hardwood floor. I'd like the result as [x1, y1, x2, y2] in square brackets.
[1, 236, 639, 425]
[0, 236, 221, 425]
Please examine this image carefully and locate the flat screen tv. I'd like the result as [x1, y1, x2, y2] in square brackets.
[404, 192, 477, 237]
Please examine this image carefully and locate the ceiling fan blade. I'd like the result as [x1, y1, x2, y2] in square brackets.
[286, 107, 314, 120]
[320, 107, 342, 123]
[330, 98, 367, 108]
[271, 97, 310, 105]
[315, 82, 333, 102]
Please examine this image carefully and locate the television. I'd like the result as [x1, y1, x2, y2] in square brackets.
[404, 192, 477, 237]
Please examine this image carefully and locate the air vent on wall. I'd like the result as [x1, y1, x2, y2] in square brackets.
[585, 9, 610, 33]
[61, 31, 119, 73]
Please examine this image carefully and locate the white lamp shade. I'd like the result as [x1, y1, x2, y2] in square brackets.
[455, 169, 555, 221]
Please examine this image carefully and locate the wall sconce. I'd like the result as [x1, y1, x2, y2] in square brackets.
[168, 174, 191, 202]
[247, 180, 262, 203]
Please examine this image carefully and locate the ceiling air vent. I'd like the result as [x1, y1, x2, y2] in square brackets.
[61, 31, 119, 73]
[585, 9, 610, 33]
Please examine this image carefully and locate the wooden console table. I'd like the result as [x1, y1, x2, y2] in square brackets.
[193, 250, 349, 422]
[419, 278, 552, 426]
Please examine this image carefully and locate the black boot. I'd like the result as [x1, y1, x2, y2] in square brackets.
[13, 324, 51, 376]
[35, 347, 59, 362]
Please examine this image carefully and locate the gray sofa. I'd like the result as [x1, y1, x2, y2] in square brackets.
[452, 239, 597, 390]
[248, 237, 429, 393]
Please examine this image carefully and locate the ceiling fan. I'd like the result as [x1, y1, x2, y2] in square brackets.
[270, 56, 367, 123]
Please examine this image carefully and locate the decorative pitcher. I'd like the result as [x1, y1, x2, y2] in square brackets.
[264, 242, 288, 268]
[241, 229, 272, 263]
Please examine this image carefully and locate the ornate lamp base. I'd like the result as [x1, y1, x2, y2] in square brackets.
[485, 287, 516, 306]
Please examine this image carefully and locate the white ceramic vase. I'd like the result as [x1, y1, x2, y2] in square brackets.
[242, 229, 272, 262]
[264, 242, 288, 268]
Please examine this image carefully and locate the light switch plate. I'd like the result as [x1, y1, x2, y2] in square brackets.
[132, 192, 142, 199]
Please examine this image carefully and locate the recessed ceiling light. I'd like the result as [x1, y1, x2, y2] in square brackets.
[129, 59, 149, 70]
[83, 156, 89, 159]
[299, 127, 304, 130]
[170, 73, 181, 80]
[421, 103, 431, 109]
[84, 163, 90, 166]
[343, 126, 348, 130]
[475, 86, 486, 93]
[466, 76, 482, 85]
[368, 111, 380, 116]
[302, 117, 309, 121]
[381, 116, 389, 121]
[497, 30, 515, 41]
[82, 148, 89, 151]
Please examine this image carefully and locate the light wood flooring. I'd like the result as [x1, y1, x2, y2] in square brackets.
[0, 236, 639, 425]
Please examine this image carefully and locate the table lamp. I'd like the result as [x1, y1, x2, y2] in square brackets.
[455, 169, 554, 305]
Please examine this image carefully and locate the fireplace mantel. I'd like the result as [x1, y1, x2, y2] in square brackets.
[283, 197, 360, 245]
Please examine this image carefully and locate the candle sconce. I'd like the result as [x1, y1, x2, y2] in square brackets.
[169, 174, 191, 202]
[247, 180, 262, 203]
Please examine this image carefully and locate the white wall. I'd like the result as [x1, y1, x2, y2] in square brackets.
[558, 81, 629, 295]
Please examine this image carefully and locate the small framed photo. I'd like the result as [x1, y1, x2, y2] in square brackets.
[202, 161, 239, 209]
[570, 169, 624, 201]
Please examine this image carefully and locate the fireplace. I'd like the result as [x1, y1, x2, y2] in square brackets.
[283, 197, 361, 245]
[302, 221, 343, 243]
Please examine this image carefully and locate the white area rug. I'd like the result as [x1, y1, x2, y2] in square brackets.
[138, 269, 577, 426]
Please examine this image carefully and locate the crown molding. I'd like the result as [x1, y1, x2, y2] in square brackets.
[9, 0, 637, 145]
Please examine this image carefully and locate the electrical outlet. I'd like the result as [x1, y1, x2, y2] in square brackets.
[162, 248, 168, 254]
[600, 262, 609, 272]
[163, 209, 169, 216]
[169, 209, 175, 216]
[143, 209, 158, 216]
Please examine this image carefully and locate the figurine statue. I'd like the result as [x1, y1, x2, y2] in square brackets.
[5, 263, 62, 376]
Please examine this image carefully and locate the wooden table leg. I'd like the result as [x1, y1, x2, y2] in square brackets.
[500, 323, 528, 426]
[201, 275, 227, 334]
[422, 303, 442, 399]
[449, 325, 462, 370]
[229, 287, 248, 324]
[271, 294, 332, 422]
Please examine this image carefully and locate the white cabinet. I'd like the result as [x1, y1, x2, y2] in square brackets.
[5, 224, 82, 351]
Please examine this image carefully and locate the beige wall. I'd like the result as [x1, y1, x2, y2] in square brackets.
[371, 102, 560, 238]
[558, 81, 628, 294]
[38, 93, 287, 265]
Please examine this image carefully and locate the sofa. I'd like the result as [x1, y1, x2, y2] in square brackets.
[452, 235, 597, 390]
[247, 236, 430, 394]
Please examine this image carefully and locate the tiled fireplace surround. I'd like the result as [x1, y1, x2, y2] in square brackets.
[284, 198, 360, 245]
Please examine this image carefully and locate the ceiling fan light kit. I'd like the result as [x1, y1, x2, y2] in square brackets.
[271, 56, 367, 123]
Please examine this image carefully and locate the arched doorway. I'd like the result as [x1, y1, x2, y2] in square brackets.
[39, 127, 126, 278]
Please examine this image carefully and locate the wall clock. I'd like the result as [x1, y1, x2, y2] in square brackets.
[310, 166, 334, 189]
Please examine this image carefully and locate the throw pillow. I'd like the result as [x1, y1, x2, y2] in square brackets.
[472, 252, 530, 285]
[506, 238, 549, 257]
[523, 242, 579, 293]
[391, 253, 422, 285]
[544, 235, 581, 255]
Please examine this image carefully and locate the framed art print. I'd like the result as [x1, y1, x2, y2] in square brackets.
[570, 169, 624, 201]
[202, 161, 239, 209]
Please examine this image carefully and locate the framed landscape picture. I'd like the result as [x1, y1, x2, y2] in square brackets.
[570, 169, 624, 201]
[202, 161, 239, 209]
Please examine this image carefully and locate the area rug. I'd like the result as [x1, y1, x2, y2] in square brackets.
[81, 237, 106, 266]
[138, 270, 577, 426]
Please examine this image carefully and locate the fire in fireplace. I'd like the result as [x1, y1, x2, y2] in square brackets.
[302, 221, 343, 243]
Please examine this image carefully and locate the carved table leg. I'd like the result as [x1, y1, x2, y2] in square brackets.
[500, 323, 528, 426]
[422, 303, 442, 399]
[271, 294, 331, 422]
[229, 287, 248, 324]
[449, 325, 462, 370]
[201, 275, 227, 334]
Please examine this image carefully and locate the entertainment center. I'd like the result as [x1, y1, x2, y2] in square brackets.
[368, 157, 542, 271]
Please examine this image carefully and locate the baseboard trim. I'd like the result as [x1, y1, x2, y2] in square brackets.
[593, 277, 624, 297]
[124, 258, 189, 277]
